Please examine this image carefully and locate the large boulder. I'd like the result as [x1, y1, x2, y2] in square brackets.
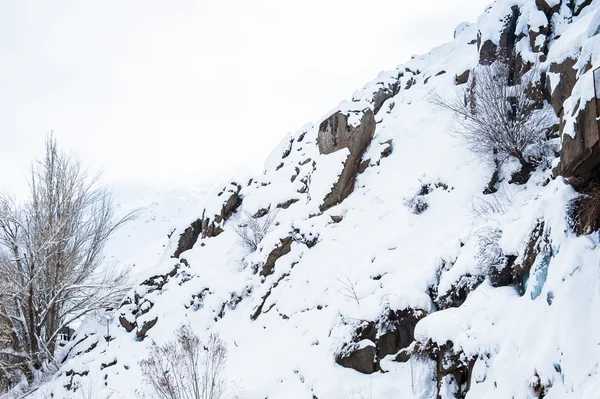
[336, 341, 378, 374]
[560, 99, 600, 179]
[318, 108, 376, 211]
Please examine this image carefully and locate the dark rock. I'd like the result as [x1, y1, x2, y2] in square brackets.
[371, 82, 399, 115]
[574, 0, 593, 16]
[535, 0, 560, 18]
[455, 70, 470, 85]
[202, 184, 242, 238]
[435, 274, 485, 310]
[549, 58, 577, 116]
[376, 308, 426, 359]
[357, 159, 370, 174]
[560, 99, 600, 180]
[253, 208, 270, 218]
[173, 218, 203, 258]
[478, 40, 498, 65]
[260, 236, 293, 277]
[330, 215, 343, 223]
[100, 359, 117, 370]
[119, 316, 136, 333]
[277, 199, 299, 209]
[413, 340, 477, 399]
[336, 342, 378, 374]
[380, 139, 393, 158]
[395, 348, 411, 363]
[498, 6, 520, 61]
[318, 108, 376, 211]
[136, 317, 158, 340]
[404, 77, 416, 90]
[318, 109, 375, 157]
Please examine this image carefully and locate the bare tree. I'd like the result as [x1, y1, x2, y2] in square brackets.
[430, 62, 554, 169]
[0, 136, 133, 387]
[232, 211, 276, 252]
[139, 324, 227, 399]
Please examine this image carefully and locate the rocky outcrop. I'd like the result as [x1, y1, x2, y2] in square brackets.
[371, 82, 399, 115]
[318, 108, 376, 211]
[335, 308, 426, 374]
[550, 58, 578, 116]
[172, 184, 242, 257]
[560, 99, 600, 180]
[173, 218, 203, 258]
[455, 70, 470, 85]
[478, 39, 498, 66]
[477, 5, 520, 70]
[336, 341, 378, 374]
[118, 262, 193, 340]
[259, 236, 293, 277]
[413, 340, 477, 399]
[201, 183, 242, 238]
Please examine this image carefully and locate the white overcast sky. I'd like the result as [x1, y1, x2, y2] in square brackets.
[0, 0, 490, 194]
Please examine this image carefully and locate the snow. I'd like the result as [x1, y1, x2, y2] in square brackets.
[17, 1, 600, 398]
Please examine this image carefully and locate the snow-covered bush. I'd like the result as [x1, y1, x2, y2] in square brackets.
[139, 325, 227, 399]
[475, 227, 506, 274]
[405, 194, 429, 215]
[430, 62, 554, 170]
[233, 211, 277, 252]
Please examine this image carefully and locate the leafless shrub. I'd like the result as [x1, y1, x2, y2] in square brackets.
[569, 187, 600, 235]
[232, 211, 276, 252]
[0, 136, 134, 386]
[468, 184, 515, 221]
[430, 62, 554, 169]
[333, 270, 362, 306]
[139, 324, 227, 399]
[335, 385, 372, 399]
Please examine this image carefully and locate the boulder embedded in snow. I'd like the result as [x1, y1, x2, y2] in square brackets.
[119, 315, 136, 333]
[317, 108, 375, 211]
[136, 317, 158, 340]
[260, 236, 293, 277]
[376, 308, 426, 359]
[335, 340, 378, 374]
[455, 70, 470, 85]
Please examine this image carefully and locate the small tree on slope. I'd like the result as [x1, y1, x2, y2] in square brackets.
[0, 136, 133, 386]
[430, 62, 554, 170]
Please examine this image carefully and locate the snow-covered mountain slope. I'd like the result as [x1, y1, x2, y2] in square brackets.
[24, 1, 600, 398]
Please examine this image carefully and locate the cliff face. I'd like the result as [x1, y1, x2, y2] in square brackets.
[27, 1, 600, 398]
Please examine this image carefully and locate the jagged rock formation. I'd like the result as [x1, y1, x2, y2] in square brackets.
[317, 107, 375, 211]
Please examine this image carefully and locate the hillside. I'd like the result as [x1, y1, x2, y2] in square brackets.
[20, 1, 600, 398]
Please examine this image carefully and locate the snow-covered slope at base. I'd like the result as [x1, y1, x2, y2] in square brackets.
[21, 1, 600, 398]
